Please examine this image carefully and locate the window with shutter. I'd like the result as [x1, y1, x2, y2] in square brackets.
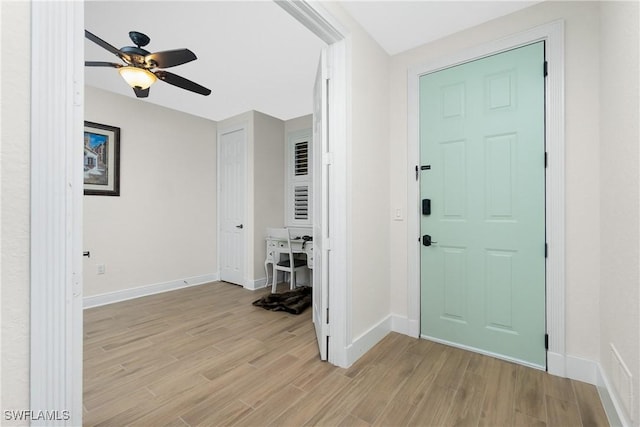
[286, 129, 312, 226]
[294, 185, 309, 220]
[294, 141, 309, 176]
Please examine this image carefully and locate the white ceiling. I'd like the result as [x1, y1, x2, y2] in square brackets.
[85, 1, 326, 121]
[85, 1, 540, 122]
[341, 1, 541, 56]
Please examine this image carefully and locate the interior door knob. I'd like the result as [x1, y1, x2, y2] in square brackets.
[236, 224, 243, 229]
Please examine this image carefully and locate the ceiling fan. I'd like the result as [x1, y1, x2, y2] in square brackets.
[85, 30, 211, 98]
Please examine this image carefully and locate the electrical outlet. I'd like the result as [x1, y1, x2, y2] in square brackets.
[97, 264, 106, 275]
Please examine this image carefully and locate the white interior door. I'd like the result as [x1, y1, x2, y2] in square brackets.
[313, 49, 329, 360]
[219, 126, 246, 285]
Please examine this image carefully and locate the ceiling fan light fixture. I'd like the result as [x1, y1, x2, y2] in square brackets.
[118, 66, 157, 90]
[86, 30, 210, 97]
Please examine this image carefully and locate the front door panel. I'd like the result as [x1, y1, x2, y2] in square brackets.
[420, 42, 546, 367]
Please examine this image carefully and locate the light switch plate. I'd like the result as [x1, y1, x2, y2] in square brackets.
[393, 208, 404, 221]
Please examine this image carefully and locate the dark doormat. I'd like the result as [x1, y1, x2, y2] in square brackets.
[252, 286, 311, 315]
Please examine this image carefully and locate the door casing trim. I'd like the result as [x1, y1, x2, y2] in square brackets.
[30, 2, 85, 424]
[276, 1, 350, 367]
[407, 20, 566, 376]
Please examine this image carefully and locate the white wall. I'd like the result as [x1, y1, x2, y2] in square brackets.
[252, 111, 285, 282]
[284, 114, 312, 136]
[599, 1, 640, 424]
[389, 0, 602, 362]
[84, 86, 218, 299]
[349, 26, 392, 340]
[0, 1, 31, 419]
[320, 3, 392, 344]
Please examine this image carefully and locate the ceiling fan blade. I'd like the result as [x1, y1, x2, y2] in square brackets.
[85, 30, 120, 55]
[145, 49, 197, 69]
[133, 87, 149, 98]
[85, 30, 130, 63]
[154, 70, 211, 96]
[85, 61, 122, 68]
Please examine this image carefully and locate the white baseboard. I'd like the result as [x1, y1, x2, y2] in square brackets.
[407, 319, 420, 337]
[244, 277, 268, 291]
[550, 353, 627, 426]
[83, 273, 219, 309]
[390, 314, 420, 338]
[547, 351, 566, 377]
[391, 314, 408, 335]
[597, 362, 630, 427]
[565, 354, 599, 384]
[346, 315, 392, 367]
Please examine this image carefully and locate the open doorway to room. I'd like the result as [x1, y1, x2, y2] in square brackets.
[81, 0, 324, 306]
[31, 1, 348, 424]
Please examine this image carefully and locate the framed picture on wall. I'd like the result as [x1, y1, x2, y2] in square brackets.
[84, 121, 120, 196]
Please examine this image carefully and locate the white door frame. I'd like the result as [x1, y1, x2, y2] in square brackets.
[407, 20, 566, 376]
[275, 0, 350, 367]
[31, 2, 351, 423]
[217, 122, 249, 287]
[30, 1, 85, 425]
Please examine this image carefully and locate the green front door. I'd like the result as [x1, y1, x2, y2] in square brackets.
[420, 42, 546, 368]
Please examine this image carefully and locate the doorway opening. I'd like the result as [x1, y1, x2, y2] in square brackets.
[30, 1, 350, 424]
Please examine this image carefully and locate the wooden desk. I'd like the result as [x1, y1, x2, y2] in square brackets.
[265, 230, 313, 287]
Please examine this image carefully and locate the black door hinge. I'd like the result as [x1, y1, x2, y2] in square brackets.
[544, 61, 548, 77]
[416, 165, 432, 180]
[545, 243, 548, 258]
[544, 152, 548, 168]
[545, 333, 549, 350]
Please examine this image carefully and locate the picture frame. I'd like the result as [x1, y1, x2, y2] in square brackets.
[84, 121, 120, 196]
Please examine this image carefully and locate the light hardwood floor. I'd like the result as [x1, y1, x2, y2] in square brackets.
[84, 282, 609, 427]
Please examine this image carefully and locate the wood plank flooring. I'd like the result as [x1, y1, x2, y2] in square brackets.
[83, 282, 609, 426]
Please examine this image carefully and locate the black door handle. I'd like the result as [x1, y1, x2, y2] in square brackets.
[83, 251, 90, 258]
[422, 235, 437, 246]
[236, 224, 243, 229]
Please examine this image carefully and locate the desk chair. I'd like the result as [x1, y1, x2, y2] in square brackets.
[267, 228, 307, 293]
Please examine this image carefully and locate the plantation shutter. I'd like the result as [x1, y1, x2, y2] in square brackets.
[294, 185, 309, 220]
[286, 129, 312, 226]
[294, 141, 309, 176]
